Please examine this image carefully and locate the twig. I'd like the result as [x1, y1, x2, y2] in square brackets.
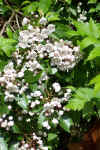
[10, 25, 15, 32]
[16, 14, 20, 29]
[0, 11, 15, 36]
[4, 0, 23, 16]
[16, 11, 23, 16]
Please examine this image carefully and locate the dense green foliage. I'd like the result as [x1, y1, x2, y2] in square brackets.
[0, 0, 100, 150]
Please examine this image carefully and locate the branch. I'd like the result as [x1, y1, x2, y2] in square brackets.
[16, 14, 20, 29]
[0, 11, 15, 36]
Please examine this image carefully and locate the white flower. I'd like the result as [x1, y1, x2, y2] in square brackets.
[33, 91, 41, 97]
[6, 82, 18, 93]
[52, 118, 58, 124]
[30, 148, 35, 150]
[26, 118, 31, 122]
[67, 89, 71, 93]
[47, 24, 55, 33]
[28, 24, 33, 30]
[58, 110, 64, 116]
[17, 71, 24, 78]
[22, 17, 29, 26]
[8, 121, 14, 127]
[24, 143, 29, 148]
[1, 121, 7, 128]
[30, 102, 36, 108]
[51, 68, 58, 74]
[37, 139, 43, 145]
[41, 28, 49, 39]
[64, 92, 69, 98]
[51, 109, 54, 113]
[39, 17, 47, 25]
[29, 111, 34, 116]
[18, 116, 22, 121]
[0, 77, 5, 83]
[2, 114, 6, 118]
[41, 147, 48, 150]
[42, 121, 51, 129]
[8, 105, 12, 110]
[52, 82, 61, 92]
[35, 100, 40, 105]
[8, 116, 13, 120]
[0, 118, 3, 122]
[42, 121, 48, 127]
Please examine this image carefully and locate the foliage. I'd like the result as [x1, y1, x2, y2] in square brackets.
[0, 0, 100, 150]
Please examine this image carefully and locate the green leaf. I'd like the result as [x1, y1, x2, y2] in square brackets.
[32, 71, 42, 83]
[89, 8, 96, 13]
[75, 88, 94, 101]
[21, 1, 30, 6]
[12, 124, 21, 134]
[54, 23, 70, 39]
[89, 74, 100, 85]
[39, 0, 52, 14]
[71, 19, 99, 39]
[88, 0, 97, 3]
[65, 0, 72, 4]
[66, 30, 79, 38]
[29, 83, 38, 91]
[0, 104, 10, 117]
[60, 116, 73, 132]
[89, 75, 100, 93]
[46, 12, 60, 22]
[82, 102, 95, 119]
[66, 98, 87, 111]
[0, 0, 3, 5]
[0, 5, 8, 15]
[89, 18, 99, 39]
[9, 143, 19, 150]
[87, 46, 100, 61]
[24, 70, 42, 84]
[22, 2, 39, 15]
[69, 7, 77, 16]
[0, 59, 8, 71]
[78, 37, 96, 51]
[38, 112, 45, 129]
[24, 70, 34, 83]
[48, 133, 58, 142]
[17, 96, 28, 110]
[6, 26, 13, 39]
[0, 137, 8, 150]
[0, 37, 17, 57]
[66, 88, 94, 111]
[74, 21, 90, 37]
[96, 3, 100, 11]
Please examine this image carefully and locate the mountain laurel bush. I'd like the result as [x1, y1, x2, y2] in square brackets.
[0, 0, 100, 149]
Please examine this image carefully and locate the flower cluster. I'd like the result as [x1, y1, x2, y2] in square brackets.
[0, 17, 81, 149]
[16, 132, 48, 150]
[18, 18, 80, 71]
[50, 40, 80, 71]
[0, 114, 14, 130]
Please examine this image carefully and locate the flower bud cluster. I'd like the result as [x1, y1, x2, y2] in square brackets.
[77, 2, 87, 22]
[0, 114, 14, 130]
[41, 88, 71, 129]
[18, 132, 48, 150]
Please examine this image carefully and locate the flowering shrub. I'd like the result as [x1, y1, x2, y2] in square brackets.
[0, 16, 81, 149]
[0, 0, 100, 150]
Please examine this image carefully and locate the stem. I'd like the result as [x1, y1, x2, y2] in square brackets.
[0, 11, 15, 36]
